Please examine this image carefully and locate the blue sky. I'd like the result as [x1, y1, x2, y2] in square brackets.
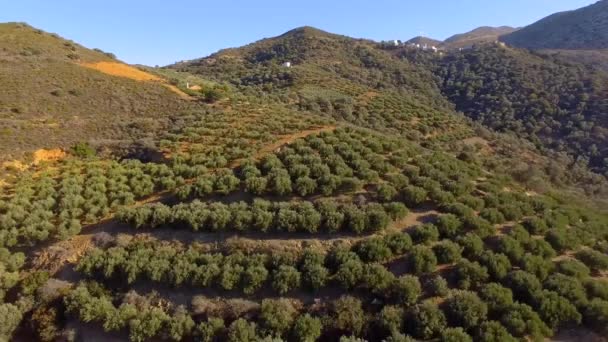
[1, 0, 597, 66]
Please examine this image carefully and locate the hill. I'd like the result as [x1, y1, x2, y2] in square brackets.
[500, 0, 608, 49]
[0, 22, 191, 160]
[1, 24, 608, 342]
[406, 36, 443, 47]
[443, 26, 517, 49]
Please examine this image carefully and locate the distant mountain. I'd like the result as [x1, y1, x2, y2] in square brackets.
[500, 0, 608, 49]
[406, 36, 442, 47]
[443, 26, 517, 48]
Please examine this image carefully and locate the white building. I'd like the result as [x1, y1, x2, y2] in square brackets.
[282, 61, 292, 68]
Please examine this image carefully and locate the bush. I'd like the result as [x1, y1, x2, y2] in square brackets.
[401, 186, 427, 206]
[576, 249, 608, 272]
[433, 240, 462, 264]
[376, 305, 403, 337]
[227, 319, 257, 342]
[272, 266, 301, 295]
[332, 296, 365, 335]
[480, 208, 505, 224]
[335, 260, 364, 290]
[436, 214, 463, 239]
[355, 238, 393, 262]
[377, 183, 398, 202]
[405, 302, 446, 339]
[383, 233, 412, 254]
[479, 283, 513, 313]
[408, 246, 437, 275]
[391, 275, 422, 306]
[535, 290, 582, 329]
[291, 314, 322, 342]
[410, 224, 439, 245]
[427, 275, 449, 297]
[476, 321, 517, 342]
[522, 217, 548, 235]
[478, 251, 511, 280]
[585, 279, 608, 300]
[453, 259, 489, 290]
[544, 274, 587, 307]
[444, 291, 488, 329]
[71, 142, 96, 158]
[521, 253, 554, 281]
[259, 299, 298, 337]
[583, 299, 608, 334]
[556, 259, 590, 279]
[440, 327, 472, 342]
[456, 233, 484, 259]
[504, 270, 542, 303]
[500, 303, 551, 339]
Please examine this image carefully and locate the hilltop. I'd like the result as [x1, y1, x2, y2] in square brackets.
[500, 0, 608, 49]
[443, 26, 517, 49]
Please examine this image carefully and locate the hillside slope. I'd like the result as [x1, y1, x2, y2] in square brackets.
[0, 23, 190, 159]
[500, 0, 608, 49]
[443, 26, 517, 49]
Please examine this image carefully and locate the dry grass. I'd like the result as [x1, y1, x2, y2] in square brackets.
[81, 62, 193, 99]
[33, 148, 66, 165]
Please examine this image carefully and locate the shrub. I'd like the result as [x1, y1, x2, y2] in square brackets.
[408, 246, 437, 275]
[543, 274, 587, 307]
[332, 296, 365, 335]
[504, 270, 542, 303]
[478, 251, 511, 280]
[227, 319, 257, 342]
[440, 327, 472, 342]
[453, 259, 489, 290]
[405, 302, 446, 339]
[556, 259, 590, 279]
[522, 217, 548, 235]
[480, 208, 505, 224]
[355, 238, 392, 262]
[456, 233, 484, 260]
[291, 314, 322, 342]
[479, 283, 513, 313]
[335, 260, 364, 290]
[435, 214, 463, 239]
[520, 253, 554, 281]
[576, 249, 608, 272]
[272, 266, 301, 295]
[500, 303, 551, 340]
[585, 279, 608, 300]
[377, 183, 398, 202]
[401, 186, 427, 206]
[71, 142, 96, 158]
[444, 291, 488, 329]
[410, 224, 439, 245]
[391, 275, 422, 306]
[583, 299, 608, 334]
[476, 321, 517, 342]
[377, 305, 404, 336]
[427, 275, 449, 297]
[259, 299, 298, 337]
[535, 290, 582, 329]
[383, 233, 412, 254]
[433, 240, 462, 264]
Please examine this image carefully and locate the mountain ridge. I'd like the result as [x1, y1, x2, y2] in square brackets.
[500, 0, 608, 49]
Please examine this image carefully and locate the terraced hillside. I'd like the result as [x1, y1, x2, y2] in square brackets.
[1, 21, 608, 342]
